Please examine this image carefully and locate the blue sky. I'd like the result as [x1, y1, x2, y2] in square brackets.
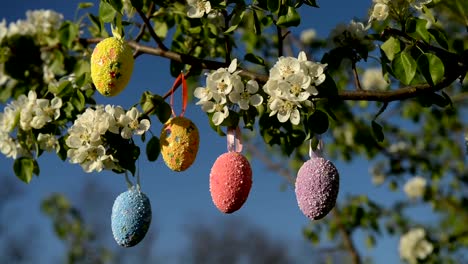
[0, 0, 408, 263]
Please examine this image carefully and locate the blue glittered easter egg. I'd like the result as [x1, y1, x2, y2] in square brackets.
[111, 187, 152, 247]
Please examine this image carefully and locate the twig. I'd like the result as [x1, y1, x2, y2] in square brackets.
[352, 61, 363, 90]
[333, 209, 362, 264]
[277, 26, 284, 57]
[80, 37, 465, 103]
[136, 6, 168, 51]
[223, 10, 232, 64]
[134, 2, 155, 43]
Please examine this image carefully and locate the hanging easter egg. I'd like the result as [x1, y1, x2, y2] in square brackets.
[91, 37, 134, 96]
[160, 116, 199, 171]
[295, 156, 340, 220]
[111, 187, 152, 247]
[210, 152, 252, 214]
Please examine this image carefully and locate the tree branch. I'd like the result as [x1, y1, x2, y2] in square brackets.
[333, 209, 362, 264]
[80, 38, 465, 103]
[136, 5, 168, 51]
[134, 2, 155, 43]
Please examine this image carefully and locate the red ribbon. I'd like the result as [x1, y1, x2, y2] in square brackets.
[227, 126, 243, 153]
[170, 72, 188, 117]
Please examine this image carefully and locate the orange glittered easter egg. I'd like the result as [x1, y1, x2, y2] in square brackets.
[160, 117, 199, 171]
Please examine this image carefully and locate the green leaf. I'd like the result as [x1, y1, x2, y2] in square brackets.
[428, 28, 449, 49]
[78, 2, 94, 9]
[392, 51, 417, 85]
[146, 136, 160, 162]
[253, 10, 261, 35]
[140, 91, 172, 123]
[380, 37, 401, 61]
[267, 0, 280, 13]
[417, 53, 445, 86]
[59, 22, 79, 49]
[88, 13, 102, 34]
[406, 18, 430, 42]
[307, 110, 329, 134]
[276, 6, 301, 27]
[244, 53, 265, 65]
[14, 157, 35, 183]
[71, 90, 86, 111]
[155, 21, 168, 39]
[371, 121, 384, 142]
[106, 0, 123, 14]
[99, 1, 117, 23]
[225, 9, 246, 33]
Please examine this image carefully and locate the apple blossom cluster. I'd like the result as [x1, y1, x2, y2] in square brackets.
[329, 20, 374, 51]
[0, 90, 63, 159]
[264, 51, 327, 125]
[368, 0, 433, 25]
[361, 68, 389, 91]
[399, 228, 434, 264]
[403, 176, 427, 199]
[186, 0, 212, 18]
[194, 59, 263, 126]
[0, 10, 65, 88]
[66, 105, 150, 173]
[0, 9, 63, 45]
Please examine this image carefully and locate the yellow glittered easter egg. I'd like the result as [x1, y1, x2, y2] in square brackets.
[160, 117, 200, 171]
[90, 37, 134, 96]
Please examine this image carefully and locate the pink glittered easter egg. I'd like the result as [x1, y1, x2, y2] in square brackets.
[210, 152, 252, 214]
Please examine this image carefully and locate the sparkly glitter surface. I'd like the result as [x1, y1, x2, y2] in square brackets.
[210, 152, 252, 214]
[91, 37, 134, 96]
[111, 187, 152, 247]
[160, 117, 200, 172]
[295, 157, 339, 220]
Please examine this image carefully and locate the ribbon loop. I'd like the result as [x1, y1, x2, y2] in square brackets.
[227, 126, 243, 153]
[309, 136, 323, 159]
[169, 72, 188, 117]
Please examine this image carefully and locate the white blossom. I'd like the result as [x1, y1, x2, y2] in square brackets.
[229, 80, 263, 110]
[194, 59, 259, 126]
[37, 133, 59, 153]
[30, 97, 62, 129]
[68, 145, 111, 173]
[199, 97, 229, 126]
[269, 98, 301, 125]
[19, 91, 38, 131]
[187, 0, 211, 18]
[263, 52, 325, 125]
[118, 107, 151, 139]
[207, 10, 224, 28]
[66, 105, 149, 173]
[26, 10, 63, 36]
[330, 20, 372, 50]
[300, 28, 317, 45]
[409, 0, 432, 10]
[194, 86, 214, 102]
[0, 131, 19, 159]
[370, 2, 389, 22]
[362, 68, 388, 90]
[7, 19, 35, 37]
[388, 141, 409, 154]
[403, 176, 427, 199]
[399, 228, 433, 263]
[0, 19, 6, 42]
